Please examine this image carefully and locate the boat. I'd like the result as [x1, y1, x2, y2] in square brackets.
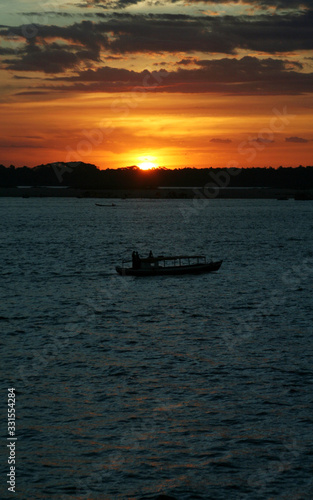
[116, 253, 223, 276]
[95, 203, 116, 207]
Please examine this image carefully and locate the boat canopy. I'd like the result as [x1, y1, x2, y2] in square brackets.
[142, 254, 206, 262]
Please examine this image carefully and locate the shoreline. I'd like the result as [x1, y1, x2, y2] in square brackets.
[1, 187, 311, 199]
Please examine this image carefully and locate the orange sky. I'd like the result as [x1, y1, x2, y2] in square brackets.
[0, 1, 312, 168]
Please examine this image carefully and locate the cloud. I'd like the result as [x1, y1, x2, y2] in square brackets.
[3, 41, 100, 73]
[80, 0, 140, 8]
[105, 11, 313, 55]
[198, 0, 311, 7]
[42, 56, 313, 95]
[1, 10, 313, 61]
[250, 138, 274, 143]
[176, 58, 198, 66]
[1, 142, 45, 148]
[210, 138, 232, 143]
[14, 90, 56, 96]
[285, 136, 309, 143]
[22, 11, 74, 18]
[0, 21, 108, 51]
[80, 0, 313, 8]
[0, 47, 18, 55]
[105, 16, 235, 54]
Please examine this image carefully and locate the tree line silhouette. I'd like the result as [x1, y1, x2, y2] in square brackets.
[1, 163, 313, 190]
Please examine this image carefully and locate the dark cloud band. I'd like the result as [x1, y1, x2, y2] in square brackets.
[80, 0, 313, 9]
[1, 10, 312, 58]
[37, 57, 313, 95]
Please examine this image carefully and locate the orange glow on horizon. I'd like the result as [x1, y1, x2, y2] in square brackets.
[138, 161, 157, 170]
[0, 93, 312, 169]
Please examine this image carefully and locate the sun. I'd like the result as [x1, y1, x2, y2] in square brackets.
[138, 161, 156, 170]
[137, 155, 157, 170]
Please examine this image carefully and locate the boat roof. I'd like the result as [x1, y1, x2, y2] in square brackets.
[145, 254, 206, 261]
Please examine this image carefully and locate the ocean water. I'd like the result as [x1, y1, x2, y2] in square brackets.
[1, 198, 313, 500]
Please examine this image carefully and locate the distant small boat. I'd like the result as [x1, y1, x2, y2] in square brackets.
[116, 253, 223, 276]
[95, 203, 116, 207]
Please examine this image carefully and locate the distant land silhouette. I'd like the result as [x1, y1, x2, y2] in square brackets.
[1, 163, 313, 198]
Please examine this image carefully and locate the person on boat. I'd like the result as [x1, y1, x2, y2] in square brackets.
[148, 250, 154, 258]
[132, 251, 141, 269]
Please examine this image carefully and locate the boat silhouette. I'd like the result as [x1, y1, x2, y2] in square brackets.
[116, 253, 223, 276]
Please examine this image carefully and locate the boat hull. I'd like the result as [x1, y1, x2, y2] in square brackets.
[116, 260, 223, 277]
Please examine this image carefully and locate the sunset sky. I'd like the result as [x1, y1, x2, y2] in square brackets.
[0, 0, 312, 168]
